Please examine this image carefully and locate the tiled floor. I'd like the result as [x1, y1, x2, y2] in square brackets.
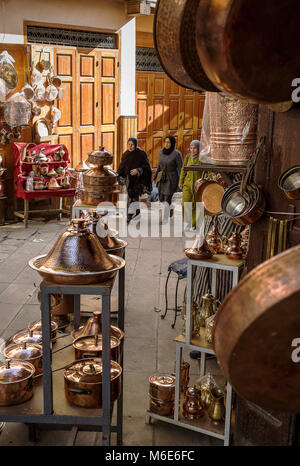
[0, 198, 223, 446]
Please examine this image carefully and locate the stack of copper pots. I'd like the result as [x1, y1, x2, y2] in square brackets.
[81, 146, 120, 205]
[148, 374, 175, 416]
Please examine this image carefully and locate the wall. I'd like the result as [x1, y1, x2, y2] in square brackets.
[0, 0, 127, 43]
[136, 14, 154, 33]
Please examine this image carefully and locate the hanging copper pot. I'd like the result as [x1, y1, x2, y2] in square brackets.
[195, 178, 225, 216]
[278, 165, 300, 200]
[0, 360, 35, 407]
[154, 0, 218, 92]
[213, 244, 300, 412]
[73, 334, 121, 363]
[64, 358, 122, 409]
[29, 219, 125, 285]
[196, 0, 300, 104]
[4, 343, 43, 376]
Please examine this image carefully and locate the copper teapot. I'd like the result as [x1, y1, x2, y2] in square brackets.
[183, 386, 204, 420]
[206, 223, 222, 254]
[226, 232, 244, 260]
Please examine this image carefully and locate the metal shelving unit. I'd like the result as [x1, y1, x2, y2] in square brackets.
[146, 254, 244, 446]
[0, 266, 125, 446]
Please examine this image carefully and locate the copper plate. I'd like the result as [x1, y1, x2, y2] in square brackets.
[213, 245, 300, 412]
[196, 0, 300, 103]
[154, 0, 218, 92]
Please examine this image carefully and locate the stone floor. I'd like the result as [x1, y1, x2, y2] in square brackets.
[0, 197, 223, 446]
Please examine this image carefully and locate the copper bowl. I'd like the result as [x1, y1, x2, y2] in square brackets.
[64, 358, 122, 409]
[28, 219, 125, 285]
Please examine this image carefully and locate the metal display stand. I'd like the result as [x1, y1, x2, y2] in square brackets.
[146, 254, 244, 446]
[0, 266, 125, 446]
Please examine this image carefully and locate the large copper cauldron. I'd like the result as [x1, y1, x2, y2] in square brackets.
[196, 0, 300, 104]
[81, 146, 120, 206]
[29, 219, 125, 285]
[213, 245, 300, 412]
[207, 93, 258, 165]
[0, 360, 35, 407]
[64, 358, 122, 409]
[154, 0, 218, 92]
[85, 210, 127, 257]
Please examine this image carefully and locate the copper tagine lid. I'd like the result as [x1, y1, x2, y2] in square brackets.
[75, 159, 91, 172]
[73, 334, 120, 352]
[4, 343, 42, 361]
[13, 329, 43, 346]
[0, 360, 35, 384]
[71, 311, 124, 342]
[185, 237, 214, 260]
[149, 374, 176, 388]
[28, 219, 125, 284]
[85, 210, 127, 251]
[88, 146, 114, 166]
[64, 358, 122, 384]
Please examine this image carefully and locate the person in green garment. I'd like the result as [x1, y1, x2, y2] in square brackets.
[179, 140, 203, 230]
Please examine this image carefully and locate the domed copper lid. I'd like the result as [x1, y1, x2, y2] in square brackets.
[13, 329, 43, 346]
[73, 334, 120, 352]
[149, 374, 176, 388]
[4, 343, 42, 361]
[29, 319, 58, 334]
[88, 146, 114, 166]
[28, 219, 125, 285]
[71, 311, 124, 341]
[64, 358, 122, 384]
[75, 159, 91, 172]
[0, 360, 35, 384]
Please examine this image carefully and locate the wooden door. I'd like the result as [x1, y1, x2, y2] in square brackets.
[136, 71, 205, 168]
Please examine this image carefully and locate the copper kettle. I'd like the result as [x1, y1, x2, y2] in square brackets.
[183, 386, 204, 420]
[226, 232, 244, 260]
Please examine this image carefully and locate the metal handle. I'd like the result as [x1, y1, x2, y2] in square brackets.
[68, 387, 92, 395]
[240, 136, 266, 195]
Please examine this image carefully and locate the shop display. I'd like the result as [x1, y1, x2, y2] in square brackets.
[29, 218, 125, 285]
[213, 244, 300, 412]
[85, 209, 127, 257]
[278, 165, 300, 200]
[183, 386, 204, 420]
[64, 358, 122, 409]
[148, 374, 175, 417]
[81, 146, 120, 206]
[0, 360, 35, 407]
[154, 0, 218, 92]
[226, 232, 244, 260]
[196, 0, 300, 104]
[207, 387, 225, 425]
[4, 342, 43, 376]
[73, 334, 121, 363]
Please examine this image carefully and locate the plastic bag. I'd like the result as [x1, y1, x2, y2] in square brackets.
[148, 182, 159, 202]
[199, 92, 258, 165]
[4, 93, 31, 127]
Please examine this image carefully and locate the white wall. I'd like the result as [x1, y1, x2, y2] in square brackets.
[120, 17, 136, 116]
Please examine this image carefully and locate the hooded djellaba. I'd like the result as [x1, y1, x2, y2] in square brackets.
[117, 138, 152, 220]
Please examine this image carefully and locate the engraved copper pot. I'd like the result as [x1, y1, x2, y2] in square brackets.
[73, 334, 121, 363]
[213, 245, 300, 412]
[64, 358, 122, 409]
[4, 343, 43, 376]
[205, 93, 258, 165]
[28, 219, 125, 285]
[154, 0, 218, 92]
[149, 374, 175, 402]
[0, 360, 35, 407]
[85, 210, 127, 257]
[196, 0, 300, 104]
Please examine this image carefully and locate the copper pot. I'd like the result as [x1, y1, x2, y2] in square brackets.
[80, 188, 120, 206]
[30, 319, 58, 340]
[4, 343, 43, 376]
[213, 244, 300, 412]
[64, 358, 122, 409]
[29, 219, 125, 285]
[278, 165, 300, 200]
[154, 0, 218, 92]
[85, 210, 127, 257]
[71, 311, 124, 344]
[73, 334, 120, 363]
[196, 0, 300, 104]
[12, 329, 43, 346]
[149, 395, 174, 417]
[149, 374, 175, 402]
[0, 360, 35, 407]
[195, 178, 225, 216]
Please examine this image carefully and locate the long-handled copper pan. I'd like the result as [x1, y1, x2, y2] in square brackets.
[154, 0, 218, 92]
[196, 0, 300, 103]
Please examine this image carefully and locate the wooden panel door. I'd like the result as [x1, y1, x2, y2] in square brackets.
[99, 51, 120, 159]
[136, 74, 150, 154]
[54, 48, 77, 161]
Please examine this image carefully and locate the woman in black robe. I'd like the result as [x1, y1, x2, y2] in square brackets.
[117, 138, 152, 222]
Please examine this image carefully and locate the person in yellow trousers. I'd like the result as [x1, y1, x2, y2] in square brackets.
[179, 140, 203, 231]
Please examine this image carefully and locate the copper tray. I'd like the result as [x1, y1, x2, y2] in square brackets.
[196, 0, 300, 103]
[29, 254, 125, 285]
[154, 0, 218, 92]
[213, 245, 300, 412]
[195, 179, 225, 216]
